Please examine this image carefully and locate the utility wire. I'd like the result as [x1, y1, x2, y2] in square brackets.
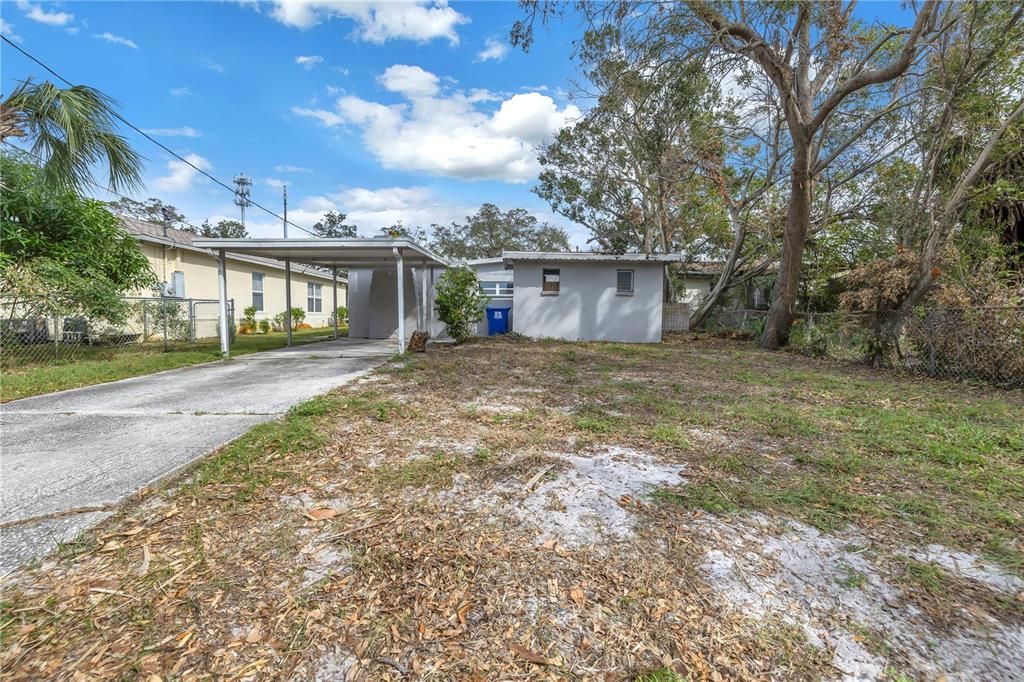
[1, 35, 319, 237]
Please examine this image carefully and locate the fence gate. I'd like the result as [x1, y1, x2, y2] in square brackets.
[662, 303, 690, 332]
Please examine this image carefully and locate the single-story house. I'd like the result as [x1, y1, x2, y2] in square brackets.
[346, 250, 688, 344]
[500, 252, 682, 343]
[122, 218, 346, 326]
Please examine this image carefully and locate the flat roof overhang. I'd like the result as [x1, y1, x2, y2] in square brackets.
[192, 238, 449, 269]
[501, 251, 685, 268]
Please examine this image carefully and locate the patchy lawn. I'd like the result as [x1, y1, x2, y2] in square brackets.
[0, 327, 345, 402]
[1, 335, 1021, 680]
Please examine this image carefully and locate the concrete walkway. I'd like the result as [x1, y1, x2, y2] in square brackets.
[0, 338, 394, 573]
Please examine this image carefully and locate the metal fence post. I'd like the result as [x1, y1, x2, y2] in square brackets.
[161, 288, 168, 352]
[54, 314, 59, 360]
[927, 311, 937, 376]
[189, 298, 196, 344]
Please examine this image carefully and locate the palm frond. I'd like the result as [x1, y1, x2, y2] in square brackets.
[1, 78, 144, 193]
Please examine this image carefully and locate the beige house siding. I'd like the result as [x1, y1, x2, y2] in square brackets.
[678, 275, 714, 305]
[137, 241, 346, 327]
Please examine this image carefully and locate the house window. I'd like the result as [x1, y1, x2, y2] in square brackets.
[307, 282, 323, 313]
[252, 272, 264, 311]
[479, 280, 513, 297]
[542, 268, 560, 294]
[616, 269, 634, 295]
[171, 271, 185, 298]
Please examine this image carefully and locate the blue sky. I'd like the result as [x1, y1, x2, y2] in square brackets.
[1, 1, 589, 243]
[1, 1, 911, 247]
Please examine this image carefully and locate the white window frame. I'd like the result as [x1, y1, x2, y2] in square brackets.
[616, 269, 635, 295]
[307, 282, 323, 313]
[479, 280, 513, 297]
[252, 272, 265, 311]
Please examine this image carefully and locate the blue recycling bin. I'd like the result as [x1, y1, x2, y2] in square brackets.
[486, 306, 511, 335]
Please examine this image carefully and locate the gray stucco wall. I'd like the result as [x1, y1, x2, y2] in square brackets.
[511, 261, 664, 343]
[348, 266, 442, 340]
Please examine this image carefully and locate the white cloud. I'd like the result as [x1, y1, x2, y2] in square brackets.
[276, 165, 314, 174]
[292, 106, 346, 127]
[141, 127, 201, 138]
[476, 37, 508, 62]
[17, 0, 72, 26]
[293, 65, 581, 183]
[94, 32, 138, 48]
[264, 178, 286, 188]
[325, 85, 344, 96]
[331, 186, 467, 232]
[334, 66, 350, 76]
[152, 154, 212, 193]
[377, 64, 438, 98]
[0, 18, 22, 42]
[295, 55, 324, 70]
[201, 59, 225, 74]
[170, 87, 193, 97]
[64, 26, 78, 34]
[264, 0, 467, 45]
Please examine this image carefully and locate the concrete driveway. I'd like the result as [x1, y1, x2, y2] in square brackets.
[0, 338, 394, 573]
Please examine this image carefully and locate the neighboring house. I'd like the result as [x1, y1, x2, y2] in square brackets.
[121, 218, 346, 326]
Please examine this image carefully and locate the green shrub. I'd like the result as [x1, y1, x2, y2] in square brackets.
[434, 266, 486, 343]
[241, 305, 258, 329]
[258, 319, 270, 334]
[273, 307, 306, 331]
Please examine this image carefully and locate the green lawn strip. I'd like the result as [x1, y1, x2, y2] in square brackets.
[0, 327, 344, 402]
[648, 359, 1024, 575]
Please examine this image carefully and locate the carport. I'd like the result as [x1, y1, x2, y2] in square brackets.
[192, 238, 448, 355]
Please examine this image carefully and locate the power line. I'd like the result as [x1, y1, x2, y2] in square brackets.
[1, 35, 319, 237]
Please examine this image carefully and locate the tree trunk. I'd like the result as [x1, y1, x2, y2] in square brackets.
[761, 149, 812, 348]
[689, 205, 746, 328]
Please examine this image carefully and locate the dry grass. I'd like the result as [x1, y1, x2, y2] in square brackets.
[1, 334, 1021, 680]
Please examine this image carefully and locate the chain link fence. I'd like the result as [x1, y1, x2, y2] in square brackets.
[0, 296, 235, 369]
[702, 306, 1024, 388]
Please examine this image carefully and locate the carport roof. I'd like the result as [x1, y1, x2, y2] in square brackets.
[191, 237, 448, 269]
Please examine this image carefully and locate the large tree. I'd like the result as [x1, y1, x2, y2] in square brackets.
[516, 1, 951, 347]
[839, 3, 1024, 352]
[534, 26, 785, 323]
[430, 203, 571, 260]
[197, 219, 248, 239]
[1, 156, 156, 325]
[312, 210, 358, 238]
[380, 221, 429, 244]
[107, 197, 186, 229]
[0, 79, 143, 193]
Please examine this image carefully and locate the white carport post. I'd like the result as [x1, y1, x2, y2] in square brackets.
[217, 248, 229, 357]
[332, 267, 339, 340]
[284, 259, 293, 347]
[394, 247, 405, 354]
[420, 262, 429, 332]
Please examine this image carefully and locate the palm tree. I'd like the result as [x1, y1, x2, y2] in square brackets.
[0, 78, 143, 193]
